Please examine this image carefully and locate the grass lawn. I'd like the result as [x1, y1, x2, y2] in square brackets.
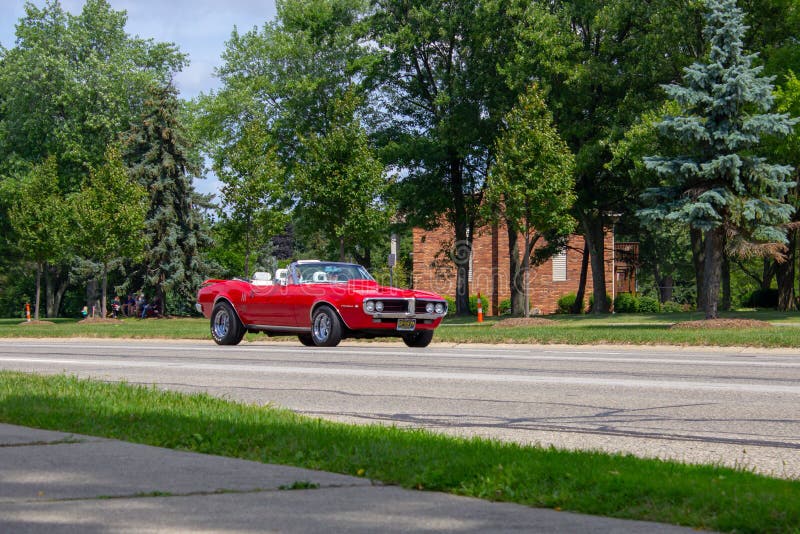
[2, 310, 800, 347]
[0, 372, 796, 533]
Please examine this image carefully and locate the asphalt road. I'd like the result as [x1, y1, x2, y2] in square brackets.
[1, 339, 798, 479]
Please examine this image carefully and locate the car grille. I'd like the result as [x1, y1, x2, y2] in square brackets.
[379, 299, 409, 313]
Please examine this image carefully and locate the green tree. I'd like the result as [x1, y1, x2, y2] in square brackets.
[771, 73, 800, 309]
[293, 91, 389, 262]
[196, 0, 374, 265]
[643, 0, 798, 319]
[123, 83, 212, 315]
[220, 123, 287, 278]
[70, 146, 147, 318]
[0, 0, 186, 317]
[6, 158, 69, 320]
[370, 0, 544, 315]
[547, 0, 705, 314]
[484, 85, 576, 316]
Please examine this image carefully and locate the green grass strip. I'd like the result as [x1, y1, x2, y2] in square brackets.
[1, 372, 797, 533]
[3, 313, 800, 347]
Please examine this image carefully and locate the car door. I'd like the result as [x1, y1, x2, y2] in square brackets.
[247, 283, 296, 327]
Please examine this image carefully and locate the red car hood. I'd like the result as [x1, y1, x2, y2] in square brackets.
[347, 280, 443, 300]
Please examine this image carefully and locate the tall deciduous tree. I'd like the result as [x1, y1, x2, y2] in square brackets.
[293, 91, 389, 262]
[369, 0, 539, 315]
[70, 146, 148, 318]
[643, 0, 798, 319]
[484, 85, 576, 316]
[197, 0, 375, 264]
[123, 83, 212, 315]
[0, 0, 186, 317]
[6, 157, 69, 320]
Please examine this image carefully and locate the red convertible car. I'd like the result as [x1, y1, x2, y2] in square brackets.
[196, 260, 448, 348]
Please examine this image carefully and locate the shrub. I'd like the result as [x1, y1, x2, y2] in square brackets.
[613, 292, 638, 313]
[661, 300, 683, 313]
[637, 296, 661, 313]
[498, 298, 511, 315]
[745, 288, 779, 308]
[444, 296, 456, 316]
[557, 293, 577, 314]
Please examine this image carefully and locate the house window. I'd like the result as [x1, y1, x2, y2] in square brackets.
[552, 251, 567, 281]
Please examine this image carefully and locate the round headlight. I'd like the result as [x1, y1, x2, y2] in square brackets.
[375, 301, 384, 312]
[434, 302, 445, 314]
[425, 303, 435, 313]
[365, 301, 375, 313]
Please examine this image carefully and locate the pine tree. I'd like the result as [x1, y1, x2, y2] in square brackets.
[643, 0, 798, 319]
[122, 83, 212, 315]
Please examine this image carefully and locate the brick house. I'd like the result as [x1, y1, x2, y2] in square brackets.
[412, 223, 636, 315]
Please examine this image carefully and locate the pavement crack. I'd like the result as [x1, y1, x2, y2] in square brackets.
[26, 482, 380, 504]
[0, 438, 87, 448]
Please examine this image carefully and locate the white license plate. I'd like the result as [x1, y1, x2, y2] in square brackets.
[396, 318, 416, 331]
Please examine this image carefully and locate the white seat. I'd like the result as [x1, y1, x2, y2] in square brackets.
[274, 269, 288, 284]
[251, 271, 273, 286]
[313, 271, 328, 282]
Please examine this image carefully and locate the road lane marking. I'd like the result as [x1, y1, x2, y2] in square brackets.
[2, 356, 800, 395]
[1, 343, 799, 368]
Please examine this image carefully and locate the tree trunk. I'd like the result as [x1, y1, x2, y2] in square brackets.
[450, 155, 471, 316]
[777, 228, 797, 311]
[690, 227, 705, 311]
[54, 276, 69, 318]
[100, 264, 108, 318]
[34, 262, 43, 321]
[702, 226, 724, 319]
[570, 240, 589, 314]
[721, 252, 731, 311]
[339, 236, 346, 262]
[507, 225, 525, 316]
[660, 275, 674, 303]
[762, 258, 776, 290]
[583, 217, 608, 314]
[86, 279, 100, 317]
[45, 263, 55, 318]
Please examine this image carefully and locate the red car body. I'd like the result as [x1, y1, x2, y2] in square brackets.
[196, 260, 448, 347]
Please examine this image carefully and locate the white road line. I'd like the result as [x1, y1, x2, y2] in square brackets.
[1, 343, 799, 368]
[2, 356, 800, 395]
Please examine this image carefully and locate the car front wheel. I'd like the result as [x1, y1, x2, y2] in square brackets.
[310, 306, 342, 347]
[402, 329, 434, 348]
[298, 334, 315, 346]
[210, 301, 245, 345]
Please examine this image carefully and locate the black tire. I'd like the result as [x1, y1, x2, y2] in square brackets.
[310, 306, 342, 347]
[402, 329, 434, 348]
[210, 301, 245, 345]
[298, 334, 315, 347]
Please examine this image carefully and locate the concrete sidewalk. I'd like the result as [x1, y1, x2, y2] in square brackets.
[1, 423, 698, 533]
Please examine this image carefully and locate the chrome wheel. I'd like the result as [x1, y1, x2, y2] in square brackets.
[210, 301, 245, 346]
[313, 312, 331, 342]
[213, 309, 230, 339]
[310, 306, 342, 347]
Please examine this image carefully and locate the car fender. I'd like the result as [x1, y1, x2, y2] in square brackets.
[309, 300, 354, 330]
[212, 295, 247, 328]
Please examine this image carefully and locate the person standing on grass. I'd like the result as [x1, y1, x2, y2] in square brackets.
[111, 296, 121, 319]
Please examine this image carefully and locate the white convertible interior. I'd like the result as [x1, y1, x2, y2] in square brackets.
[251, 271, 273, 286]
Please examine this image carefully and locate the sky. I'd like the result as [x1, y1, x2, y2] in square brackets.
[0, 0, 279, 196]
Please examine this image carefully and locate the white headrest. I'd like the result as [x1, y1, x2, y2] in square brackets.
[313, 271, 327, 282]
[251, 271, 273, 285]
[275, 269, 288, 280]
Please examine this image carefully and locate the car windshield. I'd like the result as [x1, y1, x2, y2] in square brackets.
[294, 262, 374, 284]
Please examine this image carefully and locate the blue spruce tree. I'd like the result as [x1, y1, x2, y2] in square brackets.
[123, 83, 212, 315]
[642, 0, 798, 319]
